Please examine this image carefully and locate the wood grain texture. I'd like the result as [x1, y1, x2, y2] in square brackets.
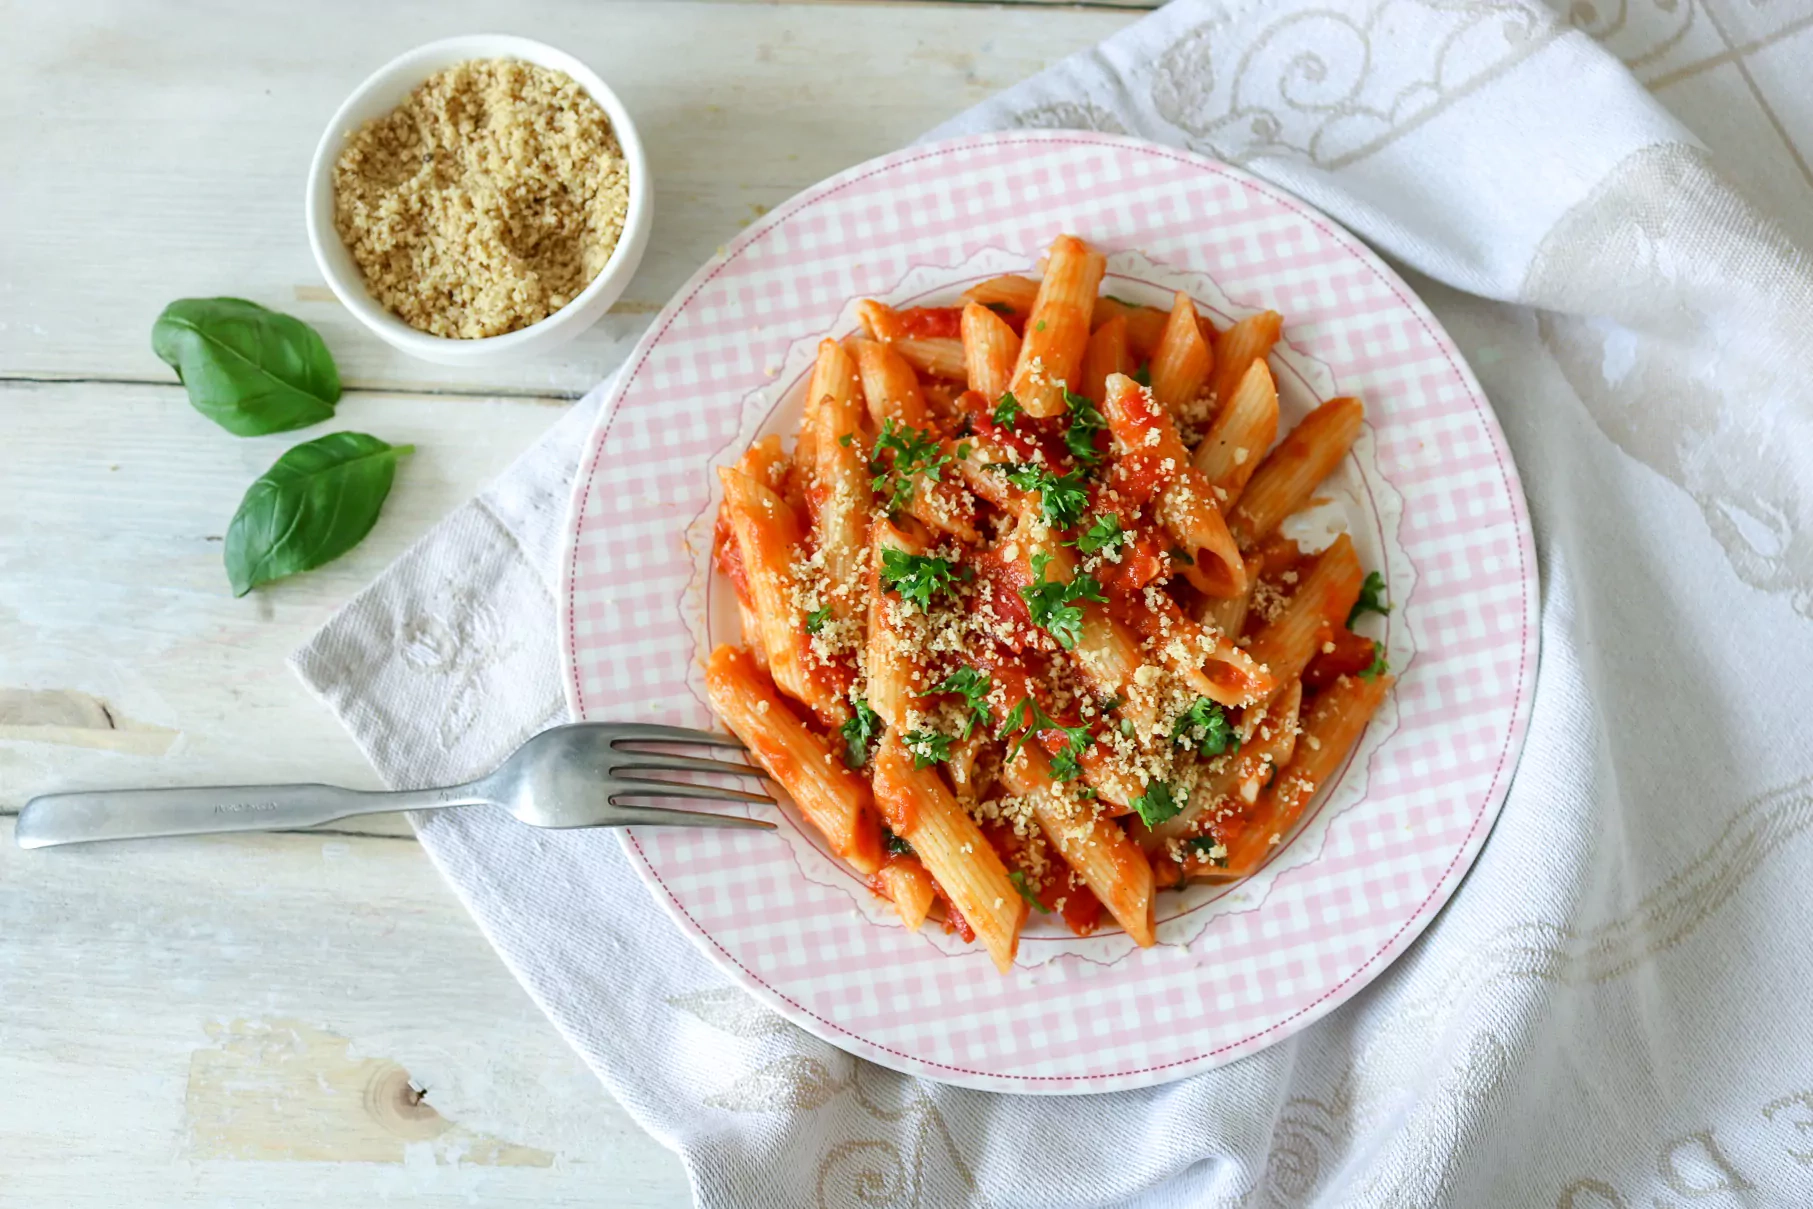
[0, 380, 562, 835]
[0, 0, 1132, 398]
[0, 820, 690, 1205]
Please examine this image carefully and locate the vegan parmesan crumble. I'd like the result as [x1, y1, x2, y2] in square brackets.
[332, 58, 631, 339]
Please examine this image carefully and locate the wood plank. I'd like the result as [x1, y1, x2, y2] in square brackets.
[0, 0, 1133, 398]
[0, 819, 692, 1205]
[0, 379, 563, 831]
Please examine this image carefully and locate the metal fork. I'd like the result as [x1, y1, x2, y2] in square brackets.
[14, 722, 774, 849]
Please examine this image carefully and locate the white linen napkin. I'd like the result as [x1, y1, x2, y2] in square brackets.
[293, 2, 1813, 1204]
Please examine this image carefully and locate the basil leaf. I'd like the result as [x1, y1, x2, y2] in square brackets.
[153, 298, 340, 436]
[225, 432, 412, 596]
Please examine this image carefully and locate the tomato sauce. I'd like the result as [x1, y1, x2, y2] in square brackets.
[711, 510, 754, 608]
[892, 306, 964, 340]
[1302, 627, 1378, 691]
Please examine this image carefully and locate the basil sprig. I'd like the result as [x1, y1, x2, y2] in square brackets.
[225, 433, 412, 595]
[153, 298, 340, 436]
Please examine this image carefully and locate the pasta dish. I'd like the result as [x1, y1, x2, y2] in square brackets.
[705, 235, 1393, 972]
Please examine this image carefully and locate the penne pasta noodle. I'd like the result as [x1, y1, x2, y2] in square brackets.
[1139, 679, 1303, 851]
[1001, 745, 1157, 946]
[1193, 358, 1280, 509]
[706, 644, 883, 876]
[1228, 396, 1364, 550]
[962, 274, 1039, 317]
[1219, 672, 1393, 876]
[1113, 590, 1274, 708]
[962, 300, 1021, 402]
[1148, 290, 1213, 416]
[855, 298, 904, 342]
[874, 733, 1025, 972]
[873, 853, 939, 931]
[1243, 533, 1363, 691]
[806, 339, 873, 632]
[1206, 310, 1283, 413]
[718, 466, 849, 726]
[894, 336, 968, 381]
[851, 338, 980, 542]
[1195, 553, 1263, 638]
[866, 519, 931, 733]
[1093, 295, 1174, 362]
[1079, 316, 1132, 406]
[1101, 373, 1246, 597]
[1008, 235, 1106, 417]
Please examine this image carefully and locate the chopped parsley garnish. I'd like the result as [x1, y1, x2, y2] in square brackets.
[839, 698, 880, 768]
[1062, 390, 1106, 468]
[1019, 553, 1106, 650]
[1171, 698, 1239, 757]
[1347, 571, 1391, 628]
[1008, 869, 1052, 913]
[992, 391, 1022, 430]
[956, 440, 973, 461]
[1047, 720, 1095, 783]
[998, 464, 1090, 530]
[1104, 294, 1136, 306]
[983, 301, 1014, 317]
[879, 548, 967, 610]
[996, 696, 1057, 762]
[1360, 641, 1389, 681]
[1167, 546, 1195, 566]
[1185, 834, 1229, 867]
[1131, 780, 1183, 827]
[805, 606, 833, 634]
[933, 667, 993, 737]
[1071, 513, 1126, 556]
[1132, 361, 1151, 388]
[884, 828, 914, 856]
[903, 728, 954, 769]
[868, 419, 950, 511]
[837, 432, 854, 448]
[1034, 320, 1047, 332]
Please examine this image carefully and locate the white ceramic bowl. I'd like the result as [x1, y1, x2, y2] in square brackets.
[305, 35, 652, 367]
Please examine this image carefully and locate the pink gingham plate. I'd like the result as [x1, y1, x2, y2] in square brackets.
[559, 131, 1537, 1094]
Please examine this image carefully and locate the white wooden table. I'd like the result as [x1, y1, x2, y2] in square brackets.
[0, 1, 1143, 1203]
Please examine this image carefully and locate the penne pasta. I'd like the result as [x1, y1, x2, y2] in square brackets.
[1205, 310, 1283, 413]
[1001, 744, 1157, 946]
[1008, 235, 1106, 417]
[874, 733, 1025, 972]
[1193, 358, 1280, 509]
[1219, 672, 1393, 876]
[866, 519, 931, 733]
[851, 338, 980, 543]
[704, 236, 1399, 972]
[706, 644, 883, 876]
[962, 274, 1039, 317]
[873, 853, 939, 931]
[1243, 533, 1363, 691]
[1148, 290, 1213, 416]
[894, 336, 968, 381]
[1101, 373, 1246, 597]
[1228, 396, 1364, 550]
[718, 465, 849, 727]
[805, 339, 874, 634]
[962, 300, 1021, 402]
[1079, 315, 1132, 406]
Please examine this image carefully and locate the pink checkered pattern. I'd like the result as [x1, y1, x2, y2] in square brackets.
[559, 132, 1537, 1094]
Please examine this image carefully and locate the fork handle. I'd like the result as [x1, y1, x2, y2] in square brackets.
[14, 781, 490, 849]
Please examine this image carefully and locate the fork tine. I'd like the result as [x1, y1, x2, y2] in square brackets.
[605, 804, 777, 831]
[611, 751, 766, 778]
[604, 723, 746, 749]
[610, 776, 775, 805]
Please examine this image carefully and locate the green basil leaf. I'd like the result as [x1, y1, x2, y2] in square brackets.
[153, 297, 340, 436]
[225, 432, 412, 595]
